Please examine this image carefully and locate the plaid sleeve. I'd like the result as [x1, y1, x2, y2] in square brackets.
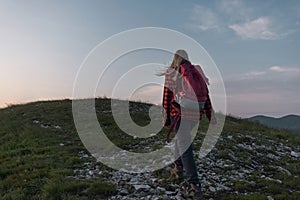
[204, 95, 217, 124]
[162, 72, 175, 127]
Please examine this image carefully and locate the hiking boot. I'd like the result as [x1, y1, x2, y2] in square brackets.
[185, 183, 203, 200]
[169, 163, 184, 181]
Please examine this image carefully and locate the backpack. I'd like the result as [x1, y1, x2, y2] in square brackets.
[178, 63, 208, 105]
[166, 63, 209, 142]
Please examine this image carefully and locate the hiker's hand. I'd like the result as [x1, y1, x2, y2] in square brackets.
[164, 118, 171, 128]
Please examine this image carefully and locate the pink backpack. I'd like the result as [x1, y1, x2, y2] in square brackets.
[179, 63, 208, 103]
[166, 63, 209, 142]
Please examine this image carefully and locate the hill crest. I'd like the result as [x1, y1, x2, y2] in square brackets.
[0, 99, 300, 199]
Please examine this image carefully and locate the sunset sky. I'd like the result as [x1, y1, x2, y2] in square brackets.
[1, 0, 300, 117]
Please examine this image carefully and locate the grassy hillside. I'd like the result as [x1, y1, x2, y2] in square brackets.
[0, 98, 299, 199]
[0, 99, 117, 200]
[248, 115, 300, 134]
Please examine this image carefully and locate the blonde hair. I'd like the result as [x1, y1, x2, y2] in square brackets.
[170, 49, 189, 71]
[158, 50, 190, 76]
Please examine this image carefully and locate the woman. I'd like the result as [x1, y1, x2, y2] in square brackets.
[162, 49, 215, 199]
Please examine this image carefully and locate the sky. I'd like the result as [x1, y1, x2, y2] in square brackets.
[1, 0, 300, 118]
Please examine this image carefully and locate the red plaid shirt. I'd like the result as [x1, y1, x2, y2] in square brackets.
[162, 67, 215, 127]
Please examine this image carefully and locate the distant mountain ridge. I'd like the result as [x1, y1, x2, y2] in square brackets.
[248, 114, 300, 134]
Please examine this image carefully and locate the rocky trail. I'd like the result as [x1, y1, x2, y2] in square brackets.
[72, 129, 300, 199]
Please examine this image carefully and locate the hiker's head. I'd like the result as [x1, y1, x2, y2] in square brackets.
[158, 49, 190, 76]
[171, 49, 189, 70]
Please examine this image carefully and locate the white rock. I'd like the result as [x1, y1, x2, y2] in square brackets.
[267, 153, 277, 160]
[119, 189, 129, 195]
[277, 166, 292, 176]
[209, 186, 216, 192]
[291, 151, 300, 158]
[157, 186, 166, 193]
[265, 177, 273, 181]
[238, 173, 244, 179]
[275, 179, 282, 184]
[134, 184, 151, 191]
[165, 191, 175, 195]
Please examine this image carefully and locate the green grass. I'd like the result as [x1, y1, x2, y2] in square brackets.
[0, 98, 299, 199]
[0, 99, 116, 199]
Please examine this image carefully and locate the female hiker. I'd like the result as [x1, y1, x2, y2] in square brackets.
[162, 49, 216, 199]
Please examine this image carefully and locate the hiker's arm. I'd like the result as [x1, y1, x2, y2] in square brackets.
[204, 95, 217, 125]
[195, 65, 209, 85]
[162, 74, 173, 127]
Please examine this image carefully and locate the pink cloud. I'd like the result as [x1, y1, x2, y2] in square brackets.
[269, 66, 300, 72]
